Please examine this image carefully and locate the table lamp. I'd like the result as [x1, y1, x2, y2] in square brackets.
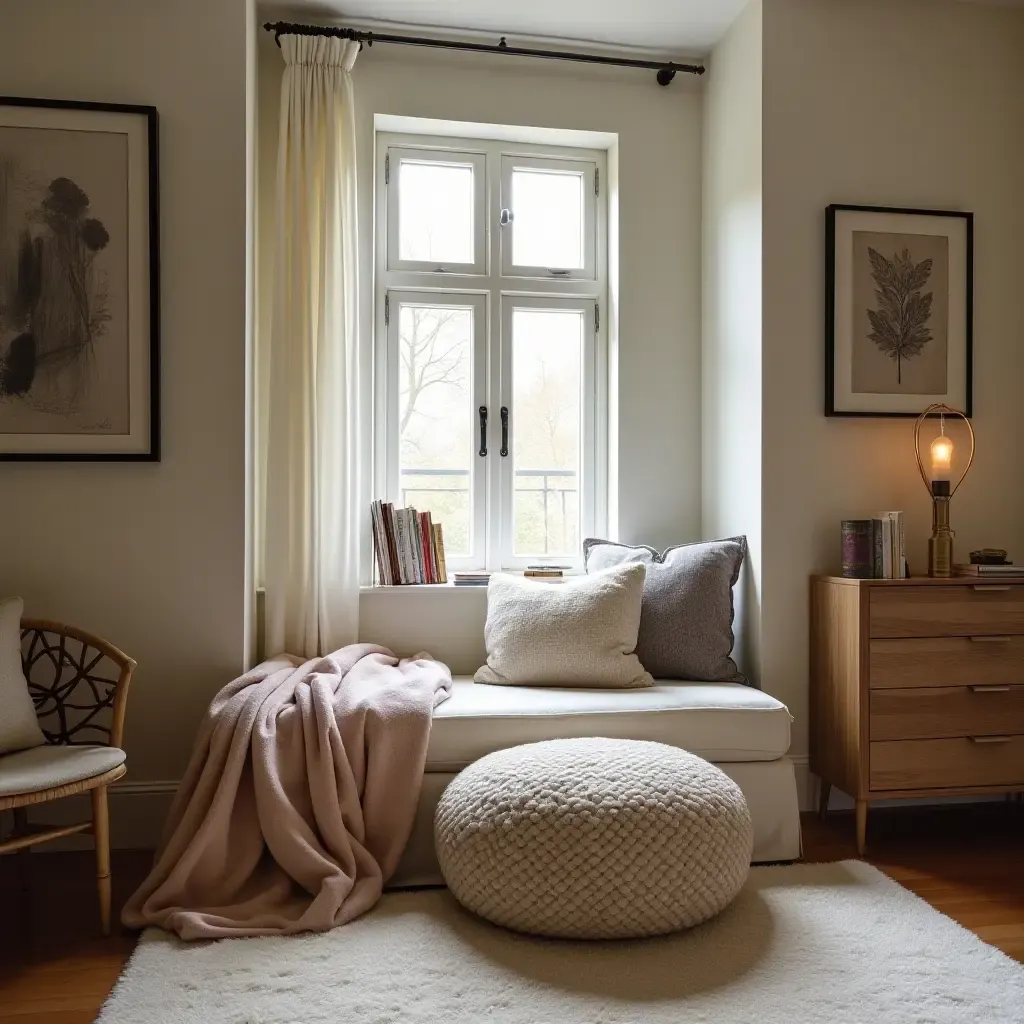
[913, 403, 975, 577]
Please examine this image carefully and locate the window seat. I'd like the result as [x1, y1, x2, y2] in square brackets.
[390, 678, 802, 887]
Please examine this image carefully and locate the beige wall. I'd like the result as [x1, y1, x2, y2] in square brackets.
[702, 0, 763, 680]
[760, 0, 1024, 765]
[0, 0, 255, 800]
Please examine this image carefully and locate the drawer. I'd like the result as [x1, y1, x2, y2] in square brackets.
[870, 685, 1024, 741]
[870, 636, 1024, 689]
[870, 736, 1024, 791]
[869, 585, 1024, 639]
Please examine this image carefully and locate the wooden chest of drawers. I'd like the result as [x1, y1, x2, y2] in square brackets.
[810, 575, 1024, 853]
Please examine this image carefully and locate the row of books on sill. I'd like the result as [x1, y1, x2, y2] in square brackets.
[841, 512, 909, 579]
[369, 501, 570, 586]
[370, 500, 449, 585]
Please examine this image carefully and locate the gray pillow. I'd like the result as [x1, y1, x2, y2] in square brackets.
[583, 537, 746, 682]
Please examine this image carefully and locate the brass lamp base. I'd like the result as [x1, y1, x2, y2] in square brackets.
[928, 497, 953, 578]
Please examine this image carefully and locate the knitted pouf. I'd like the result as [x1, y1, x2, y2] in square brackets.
[434, 737, 753, 939]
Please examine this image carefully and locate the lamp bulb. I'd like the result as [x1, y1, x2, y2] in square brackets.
[930, 435, 954, 481]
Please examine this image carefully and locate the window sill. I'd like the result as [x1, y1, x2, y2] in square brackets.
[360, 572, 583, 595]
[360, 583, 487, 595]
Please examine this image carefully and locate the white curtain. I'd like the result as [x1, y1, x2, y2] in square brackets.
[262, 35, 360, 659]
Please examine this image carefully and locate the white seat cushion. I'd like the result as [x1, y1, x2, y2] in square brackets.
[426, 678, 791, 770]
[0, 744, 126, 796]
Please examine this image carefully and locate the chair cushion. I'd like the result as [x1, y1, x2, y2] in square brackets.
[0, 744, 126, 796]
[426, 677, 791, 770]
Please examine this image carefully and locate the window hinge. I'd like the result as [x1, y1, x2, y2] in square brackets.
[384, 152, 390, 185]
[384, 292, 390, 326]
[595, 167, 600, 197]
[595, 303, 600, 333]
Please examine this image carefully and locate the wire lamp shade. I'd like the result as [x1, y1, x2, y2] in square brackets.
[913, 403, 975, 577]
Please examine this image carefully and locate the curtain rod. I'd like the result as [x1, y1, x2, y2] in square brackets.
[263, 22, 705, 85]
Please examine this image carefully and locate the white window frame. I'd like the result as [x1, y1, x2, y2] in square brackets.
[374, 130, 607, 574]
[385, 145, 487, 275]
[499, 155, 598, 281]
[498, 295, 599, 570]
[384, 290, 488, 572]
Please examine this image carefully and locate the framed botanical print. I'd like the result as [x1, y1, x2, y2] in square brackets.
[825, 204, 973, 418]
[0, 96, 159, 459]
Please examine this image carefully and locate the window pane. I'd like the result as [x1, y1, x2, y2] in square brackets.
[512, 308, 583, 557]
[512, 168, 584, 269]
[399, 160, 474, 264]
[398, 304, 473, 557]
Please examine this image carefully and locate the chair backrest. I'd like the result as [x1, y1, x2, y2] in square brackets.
[20, 619, 136, 748]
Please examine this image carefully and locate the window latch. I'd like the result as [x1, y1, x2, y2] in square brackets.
[499, 208, 514, 227]
[500, 406, 509, 457]
[478, 405, 488, 457]
[547, 269, 571, 277]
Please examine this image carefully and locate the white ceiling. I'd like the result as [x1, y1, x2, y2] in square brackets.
[281, 0, 750, 53]
[279, 0, 1024, 53]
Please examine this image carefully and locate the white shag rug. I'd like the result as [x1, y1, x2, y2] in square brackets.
[99, 860, 1023, 1024]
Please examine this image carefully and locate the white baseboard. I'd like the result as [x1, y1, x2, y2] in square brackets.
[8, 758, 1008, 855]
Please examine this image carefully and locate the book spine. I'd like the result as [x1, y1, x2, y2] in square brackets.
[427, 514, 439, 584]
[408, 509, 423, 584]
[871, 518, 884, 579]
[382, 503, 400, 584]
[424, 512, 436, 584]
[881, 515, 893, 579]
[394, 510, 408, 584]
[419, 512, 434, 584]
[898, 512, 906, 578]
[840, 520, 874, 579]
[370, 501, 387, 585]
[434, 524, 448, 584]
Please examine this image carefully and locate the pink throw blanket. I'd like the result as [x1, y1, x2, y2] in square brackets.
[122, 644, 451, 940]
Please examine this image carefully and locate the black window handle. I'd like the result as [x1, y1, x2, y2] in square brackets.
[478, 405, 487, 457]
[500, 406, 509, 457]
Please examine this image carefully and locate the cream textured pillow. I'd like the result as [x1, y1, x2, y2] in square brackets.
[0, 597, 45, 754]
[475, 564, 652, 688]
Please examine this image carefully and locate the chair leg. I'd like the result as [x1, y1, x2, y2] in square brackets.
[91, 785, 112, 936]
[12, 807, 31, 892]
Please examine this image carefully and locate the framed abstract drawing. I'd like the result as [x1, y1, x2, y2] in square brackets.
[0, 96, 159, 460]
[825, 204, 972, 418]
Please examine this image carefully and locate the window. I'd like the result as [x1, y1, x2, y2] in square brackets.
[375, 131, 606, 572]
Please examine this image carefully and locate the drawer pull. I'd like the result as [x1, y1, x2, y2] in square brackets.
[968, 635, 1013, 643]
[970, 585, 1012, 592]
[969, 684, 1011, 693]
[968, 735, 1014, 744]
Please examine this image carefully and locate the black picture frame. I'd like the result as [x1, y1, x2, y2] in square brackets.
[825, 203, 973, 418]
[0, 95, 160, 460]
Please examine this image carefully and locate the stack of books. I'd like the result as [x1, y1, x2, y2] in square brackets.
[841, 512, 907, 579]
[524, 566, 566, 582]
[452, 572, 490, 587]
[954, 563, 1022, 577]
[370, 500, 447, 585]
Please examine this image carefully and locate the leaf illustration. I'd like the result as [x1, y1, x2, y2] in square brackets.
[865, 246, 935, 385]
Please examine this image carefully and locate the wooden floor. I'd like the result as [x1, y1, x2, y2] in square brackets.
[1, 803, 1022, 1022]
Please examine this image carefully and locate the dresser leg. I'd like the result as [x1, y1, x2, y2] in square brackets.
[855, 799, 868, 856]
[818, 781, 832, 820]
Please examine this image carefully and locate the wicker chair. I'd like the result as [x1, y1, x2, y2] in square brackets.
[0, 619, 135, 935]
